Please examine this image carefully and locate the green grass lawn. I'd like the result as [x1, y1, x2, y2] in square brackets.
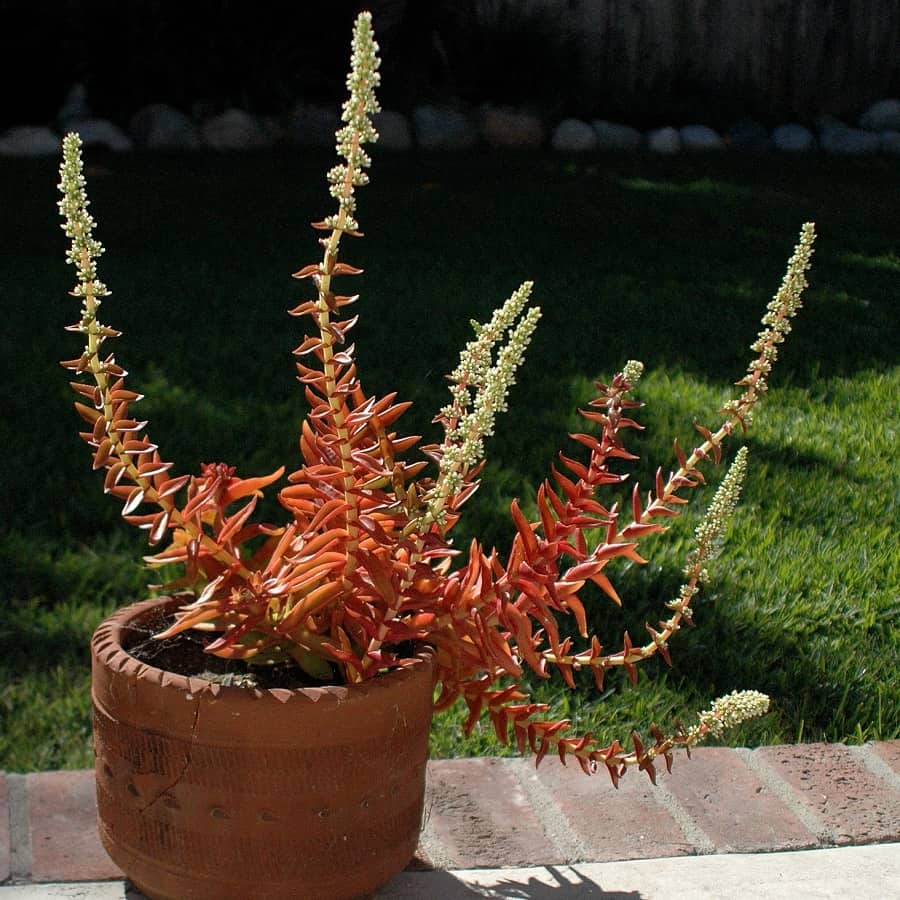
[1, 148, 897, 770]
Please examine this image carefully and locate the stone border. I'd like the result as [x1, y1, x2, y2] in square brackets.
[2, 89, 899, 157]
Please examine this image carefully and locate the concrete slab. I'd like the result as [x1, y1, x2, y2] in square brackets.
[0, 884, 128, 899]
[378, 843, 900, 899]
[5, 844, 895, 899]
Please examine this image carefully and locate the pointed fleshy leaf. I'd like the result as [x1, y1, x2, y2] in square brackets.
[510, 499, 539, 560]
[148, 510, 171, 545]
[330, 262, 363, 276]
[137, 459, 173, 479]
[292, 336, 323, 356]
[221, 467, 285, 504]
[590, 572, 621, 607]
[157, 474, 191, 499]
[121, 487, 145, 516]
[74, 401, 101, 425]
[292, 263, 322, 280]
[93, 438, 114, 469]
[103, 462, 127, 493]
[287, 300, 318, 317]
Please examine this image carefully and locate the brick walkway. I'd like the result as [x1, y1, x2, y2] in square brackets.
[2, 742, 899, 886]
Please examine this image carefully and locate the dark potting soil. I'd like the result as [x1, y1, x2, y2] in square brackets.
[123, 604, 337, 690]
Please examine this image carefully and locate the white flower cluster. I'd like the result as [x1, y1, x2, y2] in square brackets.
[752, 221, 815, 355]
[58, 132, 108, 299]
[326, 11, 381, 233]
[687, 445, 748, 571]
[431, 282, 541, 505]
[621, 359, 644, 388]
[723, 223, 815, 425]
[697, 689, 771, 738]
[442, 281, 535, 416]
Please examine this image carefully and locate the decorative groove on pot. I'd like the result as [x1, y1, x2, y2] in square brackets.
[92, 596, 434, 900]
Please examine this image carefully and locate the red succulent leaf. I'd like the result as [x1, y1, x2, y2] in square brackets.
[221, 467, 285, 504]
[330, 262, 364, 276]
[286, 300, 318, 318]
[293, 336, 323, 356]
[621, 522, 666, 538]
[590, 572, 621, 606]
[292, 263, 322, 280]
[510, 499, 539, 560]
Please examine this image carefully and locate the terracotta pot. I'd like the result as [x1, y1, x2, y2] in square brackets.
[91, 596, 434, 900]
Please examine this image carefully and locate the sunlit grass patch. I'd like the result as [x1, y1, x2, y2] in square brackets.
[2, 150, 897, 768]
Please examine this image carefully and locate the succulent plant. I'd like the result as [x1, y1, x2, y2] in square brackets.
[60, 11, 814, 781]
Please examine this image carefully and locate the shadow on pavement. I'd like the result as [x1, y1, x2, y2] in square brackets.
[379, 865, 644, 899]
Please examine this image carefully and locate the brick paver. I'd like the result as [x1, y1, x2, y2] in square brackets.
[660, 747, 817, 852]
[423, 757, 561, 868]
[2, 743, 899, 886]
[26, 771, 122, 883]
[527, 752, 697, 861]
[870, 740, 900, 777]
[755, 742, 900, 845]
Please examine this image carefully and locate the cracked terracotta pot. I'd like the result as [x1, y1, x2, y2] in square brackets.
[91, 596, 434, 900]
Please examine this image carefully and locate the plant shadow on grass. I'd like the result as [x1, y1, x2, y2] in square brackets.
[0, 536, 147, 769]
[742, 436, 867, 484]
[377, 152, 898, 383]
[0, 594, 108, 769]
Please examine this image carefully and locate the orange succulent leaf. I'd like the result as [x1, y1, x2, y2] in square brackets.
[292, 263, 322, 280]
[510, 499, 539, 559]
[330, 262, 364, 276]
[220, 466, 285, 504]
[590, 572, 622, 606]
[621, 522, 667, 538]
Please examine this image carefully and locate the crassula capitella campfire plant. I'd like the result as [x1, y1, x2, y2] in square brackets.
[60, 12, 815, 785]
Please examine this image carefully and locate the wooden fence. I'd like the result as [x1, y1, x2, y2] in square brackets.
[446, 0, 900, 124]
[536, 0, 900, 122]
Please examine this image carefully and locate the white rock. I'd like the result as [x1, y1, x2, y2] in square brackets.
[288, 104, 341, 148]
[201, 109, 267, 150]
[859, 98, 900, 132]
[0, 125, 60, 157]
[647, 126, 681, 154]
[551, 118, 597, 152]
[57, 83, 91, 126]
[480, 107, 544, 149]
[880, 130, 900, 154]
[66, 118, 133, 152]
[773, 124, 815, 152]
[591, 120, 642, 150]
[413, 105, 479, 150]
[819, 121, 880, 155]
[130, 104, 200, 150]
[679, 124, 725, 151]
[373, 110, 412, 151]
[726, 119, 771, 152]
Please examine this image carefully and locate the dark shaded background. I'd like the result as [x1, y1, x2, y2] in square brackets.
[3, 1, 584, 127]
[3, 0, 899, 133]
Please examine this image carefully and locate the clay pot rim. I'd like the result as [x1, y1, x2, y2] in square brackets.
[92, 594, 435, 705]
